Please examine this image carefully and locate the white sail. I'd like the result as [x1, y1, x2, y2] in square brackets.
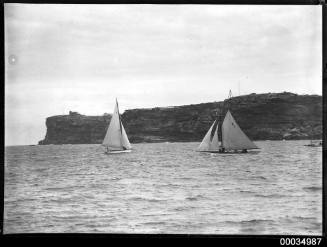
[121, 123, 132, 149]
[210, 124, 220, 150]
[197, 120, 220, 152]
[222, 110, 258, 150]
[102, 100, 131, 151]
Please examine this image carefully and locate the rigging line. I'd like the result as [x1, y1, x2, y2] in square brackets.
[116, 99, 123, 135]
[220, 90, 233, 147]
[116, 99, 126, 149]
[218, 109, 223, 148]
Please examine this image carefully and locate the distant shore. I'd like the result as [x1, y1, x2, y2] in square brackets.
[38, 92, 322, 145]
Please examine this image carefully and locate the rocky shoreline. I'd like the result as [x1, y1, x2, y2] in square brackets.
[39, 92, 322, 145]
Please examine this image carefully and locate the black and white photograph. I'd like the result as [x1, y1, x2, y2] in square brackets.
[4, 3, 323, 235]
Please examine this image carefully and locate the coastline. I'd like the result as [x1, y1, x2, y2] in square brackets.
[38, 92, 322, 145]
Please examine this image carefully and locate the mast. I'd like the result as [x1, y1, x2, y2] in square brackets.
[116, 98, 127, 150]
[228, 89, 233, 99]
[116, 98, 123, 135]
[216, 107, 223, 148]
[220, 90, 233, 149]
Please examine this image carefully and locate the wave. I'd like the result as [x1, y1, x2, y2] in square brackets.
[33, 167, 48, 172]
[185, 195, 205, 201]
[33, 158, 49, 162]
[45, 185, 86, 191]
[5, 198, 36, 203]
[303, 186, 322, 192]
[158, 183, 181, 188]
[278, 216, 321, 226]
[141, 213, 170, 217]
[174, 207, 187, 212]
[51, 215, 97, 221]
[252, 176, 268, 180]
[240, 219, 275, 224]
[129, 197, 166, 203]
[47, 198, 74, 203]
[254, 193, 286, 198]
[142, 221, 167, 226]
[224, 219, 275, 225]
[292, 216, 320, 221]
[239, 190, 256, 194]
[45, 187, 64, 191]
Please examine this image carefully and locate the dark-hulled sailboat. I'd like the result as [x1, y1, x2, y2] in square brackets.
[197, 91, 259, 153]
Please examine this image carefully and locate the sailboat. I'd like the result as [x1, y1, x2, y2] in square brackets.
[197, 91, 259, 153]
[102, 99, 132, 154]
[304, 139, 322, 147]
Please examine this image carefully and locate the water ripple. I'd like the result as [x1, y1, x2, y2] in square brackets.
[4, 141, 322, 234]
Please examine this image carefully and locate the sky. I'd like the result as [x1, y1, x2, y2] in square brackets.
[5, 4, 322, 145]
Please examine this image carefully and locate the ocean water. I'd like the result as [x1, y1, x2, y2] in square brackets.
[4, 140, 322, 234]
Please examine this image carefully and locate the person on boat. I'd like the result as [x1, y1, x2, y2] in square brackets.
[241, 149, 247, 153]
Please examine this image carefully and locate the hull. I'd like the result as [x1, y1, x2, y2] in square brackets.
[197, 150, 222, 153]
[304, 141, 322, 147]
[105, 149, 132, 154]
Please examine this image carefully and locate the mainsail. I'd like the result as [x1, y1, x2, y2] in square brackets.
[197, 120, 220, 152]
[221, 110, 258, 150]
[102, 100, 131, 151]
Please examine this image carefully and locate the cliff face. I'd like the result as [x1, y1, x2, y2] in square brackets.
[38, 111, 111, 145]
[39, 93, 322, 145]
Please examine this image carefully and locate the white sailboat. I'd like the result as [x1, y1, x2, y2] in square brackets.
[102, 99, 132, 154]
[197, 93, 258, 153]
